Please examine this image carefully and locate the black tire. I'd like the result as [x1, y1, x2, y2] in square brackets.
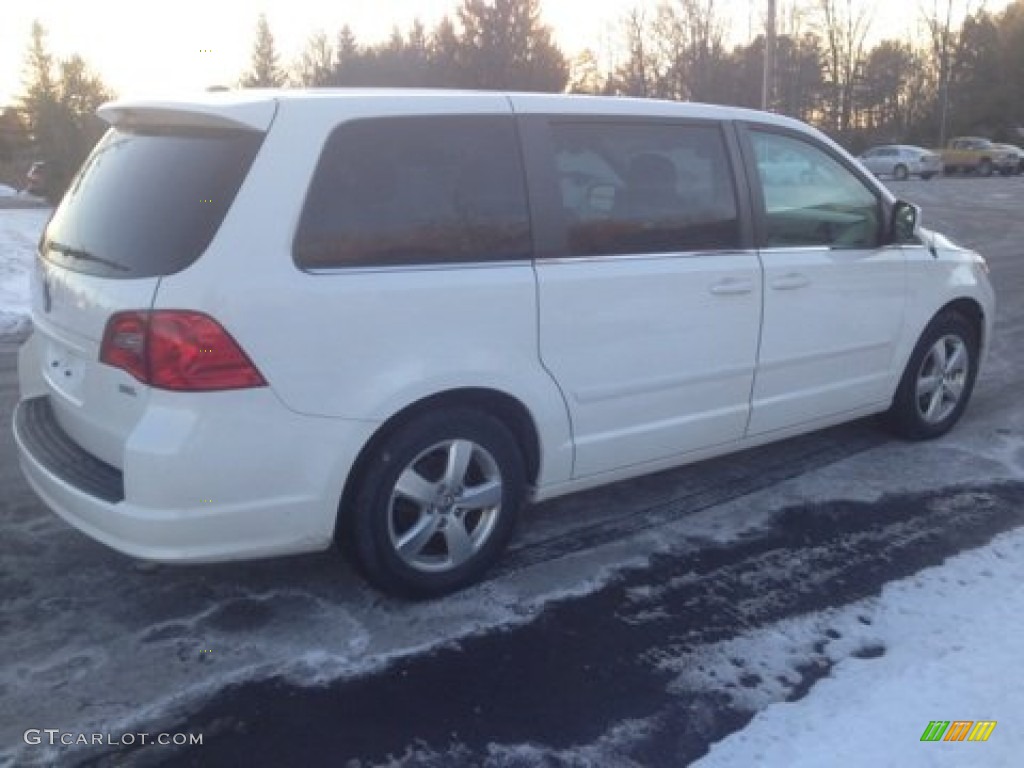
[978, 158, 993, 177]
[348, 408, 525, 598]
[921, 172, 934, 181]
[943, 165, 956, 176]
[894, 164, 909, 181]
[887, 311, 979, 441]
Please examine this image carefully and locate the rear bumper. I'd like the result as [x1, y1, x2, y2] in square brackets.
[13, 394, 377, 563]
[15, 397, 125, 503]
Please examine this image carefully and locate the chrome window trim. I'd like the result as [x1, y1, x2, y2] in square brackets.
[302, 260, 531, 275]
[757, 244, 907, 255]
[537, 249, 757, 266]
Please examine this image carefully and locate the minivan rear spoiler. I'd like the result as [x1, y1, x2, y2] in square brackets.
[98, 98, 277, 132]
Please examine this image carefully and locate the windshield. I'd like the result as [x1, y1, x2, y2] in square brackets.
[41, 125, 263, 278]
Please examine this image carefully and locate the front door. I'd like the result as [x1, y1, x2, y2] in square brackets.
[743, 127, 906, 436]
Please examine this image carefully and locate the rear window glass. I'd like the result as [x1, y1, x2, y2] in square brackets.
[41, 126, 263, 278]
[294, 115, 532, 268]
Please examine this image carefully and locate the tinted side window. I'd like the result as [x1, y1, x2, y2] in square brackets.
[294, 116, 531, 268]
[751, 130, 880, 249]
[550, 121, 741, 257]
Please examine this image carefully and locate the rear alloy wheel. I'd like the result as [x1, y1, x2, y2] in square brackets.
[978, 158, 993, 177]
[888, 312, 979, 440]
[894, 163, 909, 181]
[349, 408, 525, 597]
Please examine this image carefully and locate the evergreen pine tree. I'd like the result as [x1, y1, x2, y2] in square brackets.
[241, 14, 286, 88]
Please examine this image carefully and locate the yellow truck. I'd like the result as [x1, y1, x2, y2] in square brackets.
[941, 137, 1018, 176]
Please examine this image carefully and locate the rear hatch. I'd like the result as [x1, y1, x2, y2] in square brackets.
[31, 98, 272, 468]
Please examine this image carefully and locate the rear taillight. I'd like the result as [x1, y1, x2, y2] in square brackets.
[100, 311, 267, 391]
[100, 312, 149, 382]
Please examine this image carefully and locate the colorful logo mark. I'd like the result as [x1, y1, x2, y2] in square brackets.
[920, 720, 997, 742]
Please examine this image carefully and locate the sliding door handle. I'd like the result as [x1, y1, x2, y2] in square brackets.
[771, 273, 811, 290]
[710, 278, 755, 296]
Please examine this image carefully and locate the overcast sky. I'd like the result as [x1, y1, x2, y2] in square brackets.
[0, 0, 1008, 106]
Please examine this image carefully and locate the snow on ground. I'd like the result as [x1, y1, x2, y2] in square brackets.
[0, 208, 48, 336]
[0, 184, 18, 197]
[693, 527, 1024, 768]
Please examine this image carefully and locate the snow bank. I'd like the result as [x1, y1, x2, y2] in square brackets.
[695, 526, 1024, 768]
[0, 209, 49, 336]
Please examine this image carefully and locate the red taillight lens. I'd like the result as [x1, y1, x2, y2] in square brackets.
[100, 311, 267, 392]
[100, 311, 149, 383]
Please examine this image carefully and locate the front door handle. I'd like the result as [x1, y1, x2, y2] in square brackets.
[710, 278, 755, 296]
[771, 273, 811, 290]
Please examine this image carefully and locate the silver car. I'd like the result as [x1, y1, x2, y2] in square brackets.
[992, 144, 1024, 175]
[859, 145, 942, 181]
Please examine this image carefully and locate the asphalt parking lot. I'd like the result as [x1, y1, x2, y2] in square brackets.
[2, 174, 1024, 767]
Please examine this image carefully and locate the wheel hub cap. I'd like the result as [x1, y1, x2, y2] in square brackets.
[387, 439, 503, 573]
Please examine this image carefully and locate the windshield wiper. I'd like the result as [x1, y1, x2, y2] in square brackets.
[46, 240, 131, 273]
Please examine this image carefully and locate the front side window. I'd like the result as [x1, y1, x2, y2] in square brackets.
[294, 116, 531, 268]
[751, 130, 880, 249]
[549, 121, 741, 257]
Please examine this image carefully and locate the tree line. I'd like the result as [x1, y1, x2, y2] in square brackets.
[239, 0, 567, 93]
[7, 0, 1024, 197]
[593, 0, 1024, 149]
[241, 0, 1024, 150]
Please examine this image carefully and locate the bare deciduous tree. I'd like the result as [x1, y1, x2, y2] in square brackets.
[614, 8, 657, 97]
[920, 0, 980, 144]
[817, 0, 874, 134]
[294, 32, 334, 87]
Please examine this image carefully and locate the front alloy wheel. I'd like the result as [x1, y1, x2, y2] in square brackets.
[913, 335, 969, 426]
[888, 311, 979, 440]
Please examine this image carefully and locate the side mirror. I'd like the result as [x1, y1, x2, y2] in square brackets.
[892, 200, 922, 244]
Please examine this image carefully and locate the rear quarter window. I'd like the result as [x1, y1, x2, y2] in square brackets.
[293, 115, 532, 269]
[42, 126, 263, 279]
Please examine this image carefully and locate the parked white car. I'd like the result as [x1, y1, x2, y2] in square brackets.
[992, 143, 1024, 175]
[858, 144, 943, 180]
[13, 91, 995, 596]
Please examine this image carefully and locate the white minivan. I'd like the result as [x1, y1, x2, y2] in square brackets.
[13, 90, 995, 596]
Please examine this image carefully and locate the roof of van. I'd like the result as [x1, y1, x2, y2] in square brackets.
[97, 88, 812, 135]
